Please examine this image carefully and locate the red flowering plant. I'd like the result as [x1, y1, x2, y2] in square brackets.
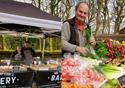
[95, 38, 125, 65]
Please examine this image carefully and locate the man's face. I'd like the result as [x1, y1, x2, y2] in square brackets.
[75, 3, 89, 22]
[17, 47, 21, 51]
[23, 42, 29, 47]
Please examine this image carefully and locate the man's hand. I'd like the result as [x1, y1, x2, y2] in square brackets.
[89, 36, 96, 47]
[75, 46, 89, 55]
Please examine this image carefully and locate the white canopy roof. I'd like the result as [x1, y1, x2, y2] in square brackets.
[0, 0, 62, 30]
[0, 12, 62, 30]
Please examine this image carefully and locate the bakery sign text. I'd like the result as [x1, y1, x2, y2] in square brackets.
[0, 73, 18, 85]
[50, 71, 61, 81]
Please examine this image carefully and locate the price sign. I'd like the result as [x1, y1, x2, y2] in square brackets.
[118, 74, 125, 87]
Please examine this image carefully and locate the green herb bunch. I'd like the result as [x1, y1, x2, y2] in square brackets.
[95, 41, 108, 58]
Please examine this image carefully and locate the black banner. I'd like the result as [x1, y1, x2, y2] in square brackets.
[35, 70, 61, 88]
[0, 71, 34, 88]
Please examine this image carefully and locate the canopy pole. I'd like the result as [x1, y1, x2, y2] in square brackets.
[42, 38, 45, 62]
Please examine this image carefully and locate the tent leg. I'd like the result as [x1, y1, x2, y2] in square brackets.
[42, 38, 45, 61]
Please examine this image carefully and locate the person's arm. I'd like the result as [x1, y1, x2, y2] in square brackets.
[21, 48, 25, 58]
[61, 22, 77, 52]
[11, 51, 16, 58]
[31, 48, 36, 57]
[89, 33, 96, 47]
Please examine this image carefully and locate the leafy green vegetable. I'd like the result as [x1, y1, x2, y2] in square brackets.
[95, 41, 108, 58]
[85, 25, 91, 42]
[94, 64, 123, 79]
[100, 79, 118, 88]
[84, 25, 99, 59]
[85, 45, 100, 59]
[113, 49, 120, 58]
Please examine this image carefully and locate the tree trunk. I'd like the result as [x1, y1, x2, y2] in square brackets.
[102, 0, 110, 34]
[114, 2, 124, 34]
[95, 0, 103, 36]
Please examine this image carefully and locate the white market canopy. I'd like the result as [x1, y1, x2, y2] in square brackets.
[0, 0, 62, 30]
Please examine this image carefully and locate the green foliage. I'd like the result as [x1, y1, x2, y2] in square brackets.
[4, 35, 40, 50]
[84, 26, 100, 59]
[100, 79, 118, 88]
[95, 41, 108, 58]
[45, 37, 61, 51]
[85, 25, 91, 42]
[1, 35, 61, 53]
[84, 45, 100, 59]
[52, 37, 61, 50]
[45, 38, 50, 51]
[28, 38, 40, 50]
[85, 25, 92, 50]
[4, 35, 24, 50]
[113, 49, 120, 58]
[0, 35, 3, 49]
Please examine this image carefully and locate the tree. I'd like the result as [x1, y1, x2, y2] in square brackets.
[102, 0, 110, 34]
[30, 0, 62, 17]
[61, 0, 75, 21]
[113, 0, 125, 34]
[95, 0, 103, 36]
[88, 0, 96, 23]
[14, 0, 125, 35]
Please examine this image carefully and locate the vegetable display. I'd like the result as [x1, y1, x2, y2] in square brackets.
[95, 41, 108, 58]
[61, 56, 105, 88]
[61, 24, 125, 87]
[95, 38, 125, 65]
